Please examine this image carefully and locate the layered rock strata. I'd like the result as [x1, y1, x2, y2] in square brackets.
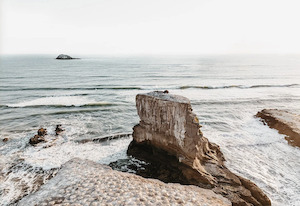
[18, 158, 231, 206]
[256, 109, 300, 147]
[128, 91, 271, 206]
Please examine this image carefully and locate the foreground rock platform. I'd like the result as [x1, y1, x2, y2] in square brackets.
[256, 109, 300, 147]
[18, 158, 230, 206]
[128, 91, 271, 206]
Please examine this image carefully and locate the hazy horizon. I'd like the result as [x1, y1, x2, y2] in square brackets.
[1, 0, 300, 55]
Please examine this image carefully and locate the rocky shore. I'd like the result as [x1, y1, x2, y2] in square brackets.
[17, 91, 272, 205]
[18, 158, 230, 206]
[256, 109, 300, 147]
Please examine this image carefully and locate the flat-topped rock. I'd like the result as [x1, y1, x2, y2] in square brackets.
[256, 109, 300, 147]
[129, 91, 271, 206]
[18, 158, 231, 206]
[142, 91, 190, 103]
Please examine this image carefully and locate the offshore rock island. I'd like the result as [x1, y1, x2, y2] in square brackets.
[56, 54, 79, 60]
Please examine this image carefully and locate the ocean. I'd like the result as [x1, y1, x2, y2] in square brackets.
[0, 54, 300, 205]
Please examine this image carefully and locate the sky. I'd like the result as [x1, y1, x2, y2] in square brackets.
[1, 0, 300, 55]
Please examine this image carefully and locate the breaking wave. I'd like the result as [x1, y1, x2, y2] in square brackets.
[6, 96, 113, 108]
[0, 86, 142, 91]
[179, 84, 299, 90]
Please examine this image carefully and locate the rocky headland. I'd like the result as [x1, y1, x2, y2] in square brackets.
[256, 109, 300, 147]
[18, 158, 231, 206]
[126, 91, 271, 206]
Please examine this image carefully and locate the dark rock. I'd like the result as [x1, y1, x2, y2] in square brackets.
[128, 91, 271, 206]
[29, 128, 47, 145]
[3, 138, 8, 142]
[37, 128, 47, 137]
[29, 135, 45, 145]
[55, 125, 64, 135]
[56, 54, 79, 60]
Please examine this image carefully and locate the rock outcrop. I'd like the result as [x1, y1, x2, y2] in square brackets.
[18, 158, 231, 206]
[56, 54, 79, 60]
[256, 109, 300, 147]
[29, 128, 47, 145]
[128, 91, 271, 206]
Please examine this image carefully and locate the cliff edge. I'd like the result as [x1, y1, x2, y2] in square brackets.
[128, 91, 271, 206]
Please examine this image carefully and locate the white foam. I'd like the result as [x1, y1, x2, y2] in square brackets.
[22, 138, 131, 170]
[7, 96, 109, 107]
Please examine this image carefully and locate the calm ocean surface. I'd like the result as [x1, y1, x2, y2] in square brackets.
[0, 55, 300, 205]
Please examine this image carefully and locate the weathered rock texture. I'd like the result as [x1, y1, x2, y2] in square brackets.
[256, 109, 300, 147]
[18, 158, 231, 206]
[128, 91, 271, 206]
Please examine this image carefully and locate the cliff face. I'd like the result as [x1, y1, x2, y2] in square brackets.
[256, 109, 300, 147]
[129, 91, 271, 206]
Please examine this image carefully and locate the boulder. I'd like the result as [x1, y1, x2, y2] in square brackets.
[2, 138, 8, 142]
[256, 109, 300, 147]
[29, 128, 47, 145]
[128, 91, 271, 206]
[55, 124, 64, 135]
[29, 135, 45, 145]
[37, 128, 47, 136]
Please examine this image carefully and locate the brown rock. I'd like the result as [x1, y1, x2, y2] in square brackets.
[128, 91, 271, 206]
[256, 109, 300, 147]
[29, 135, 45, 145]
[3, 138, 8, 142]
[37, 128, 47, 137]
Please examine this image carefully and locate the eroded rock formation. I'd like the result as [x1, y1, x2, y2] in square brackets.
[256, 109, 300, 147]
[128, 91, 271, 206]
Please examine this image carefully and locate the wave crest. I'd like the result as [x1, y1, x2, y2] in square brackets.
[179, 84, 299, 90]
[6, 96, 113, 108]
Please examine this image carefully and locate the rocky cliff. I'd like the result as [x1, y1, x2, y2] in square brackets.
[256, 109, 300, 147]
[128, 91, 271, 206]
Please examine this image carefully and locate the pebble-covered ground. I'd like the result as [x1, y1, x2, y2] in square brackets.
[18, 158, 230, 206]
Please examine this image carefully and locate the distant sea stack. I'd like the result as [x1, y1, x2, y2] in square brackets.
[56, 54, 79, 60]
[256, 109, 300, 147]
[128, 91, 271, 206]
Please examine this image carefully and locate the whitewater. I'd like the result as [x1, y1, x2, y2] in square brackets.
[0, 55, 300, 205]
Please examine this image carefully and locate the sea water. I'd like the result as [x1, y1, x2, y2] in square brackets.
[0, 55, 299, 205]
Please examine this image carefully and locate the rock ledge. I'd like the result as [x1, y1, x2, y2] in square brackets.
[256, 109, 300, 147]
[18, 158, 231, 206]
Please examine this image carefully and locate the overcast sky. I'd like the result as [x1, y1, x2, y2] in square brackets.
[1, 0, 300, 55]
